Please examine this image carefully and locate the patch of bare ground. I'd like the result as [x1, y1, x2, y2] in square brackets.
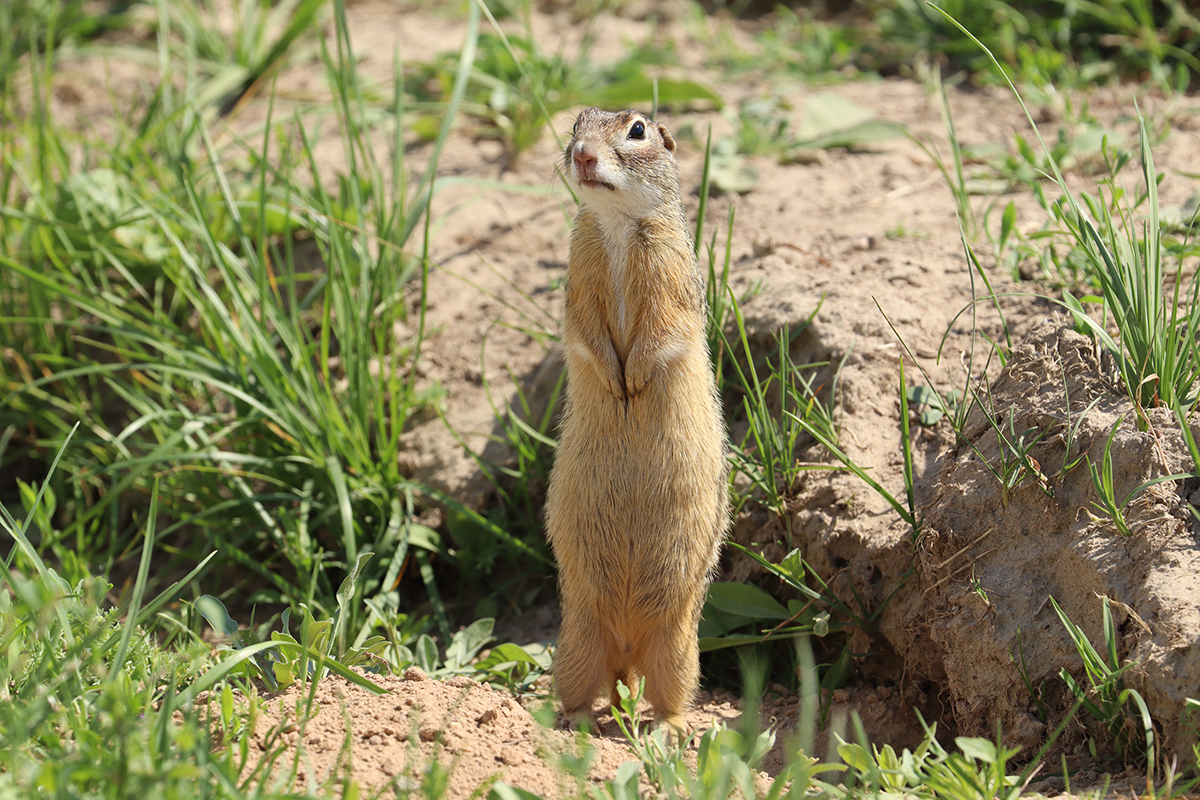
[229, 669, 954, 798]
[910, 321, 1200, 757]
[232, 669, 745, 799]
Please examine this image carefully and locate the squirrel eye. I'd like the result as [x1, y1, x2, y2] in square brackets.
[628, 121, 645, 140]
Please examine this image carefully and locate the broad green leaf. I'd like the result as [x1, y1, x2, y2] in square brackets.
[706, 582, 790, 620]
[699, 599, 757, 637]
[475, 642, 543, 670]
[699, 634, 768, 651]
[196, 595, 240, 640]
[414, 634, 438, 673]
[709, 728, 748, 757]
[709, 153, 759, 194]
[445, 618, 495, 670]
[699, 630, 811, 651]
[585, 77, 721, 111]
[407, 524, 442, 552]
[955, 737, 998, 764]
[274, 660, 296, 688]
[907, 385, 942, 408]
[612, 760, 641, 797]
[797, 92, 873, 140]
[919, 408, 945, 426]
[794, 93, 904, 150]
[779, 550, 815, 589]
[489, 782, 548, 800]
[837, 741, 873, 773]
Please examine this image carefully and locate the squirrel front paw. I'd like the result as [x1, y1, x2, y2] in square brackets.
[625, 365, 652, 397]
[603, 371, 627, 401]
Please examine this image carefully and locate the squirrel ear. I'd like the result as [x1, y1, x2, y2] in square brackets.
[657, 123, 676, 154]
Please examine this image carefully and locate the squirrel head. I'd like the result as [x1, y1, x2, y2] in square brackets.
[564, 107, 681, 220]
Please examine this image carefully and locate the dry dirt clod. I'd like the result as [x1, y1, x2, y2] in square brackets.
[907, 322, 1200, 756]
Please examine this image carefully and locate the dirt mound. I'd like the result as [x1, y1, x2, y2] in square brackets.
[236, 669, 744, 798]
[907, 321, 1200, 756]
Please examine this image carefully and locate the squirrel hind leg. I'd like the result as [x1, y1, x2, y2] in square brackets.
[554, 648, 606, 721]
[554, 610, 618, 725]
[636, 622, 701, 731]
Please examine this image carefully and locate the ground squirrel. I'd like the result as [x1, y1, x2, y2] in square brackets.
[545, 107, 730, 733]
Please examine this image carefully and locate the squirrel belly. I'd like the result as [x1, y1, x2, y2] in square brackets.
[546, 349, 726, 614]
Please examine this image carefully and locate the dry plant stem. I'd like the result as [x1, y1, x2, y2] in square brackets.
[922, 547, 999, 595]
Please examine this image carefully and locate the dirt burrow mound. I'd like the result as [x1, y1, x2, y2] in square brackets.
[237, 668, 744, 799]
[904, 320, 1200, 757]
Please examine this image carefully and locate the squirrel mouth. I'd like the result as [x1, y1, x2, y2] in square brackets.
[579, 178, 615, 191]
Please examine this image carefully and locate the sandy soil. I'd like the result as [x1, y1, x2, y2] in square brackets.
[229, 669, 747, 798]
[41, 1, 1200, 796]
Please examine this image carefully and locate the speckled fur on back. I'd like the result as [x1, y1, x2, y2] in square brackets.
[545, 107, 730, 732]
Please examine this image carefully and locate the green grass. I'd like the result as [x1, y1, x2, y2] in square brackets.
[0, 433, 554, 798]
[407, 0, 720, 163]
[0, 434, 259, 798]
[703, 0, 1200, 92]
[726, 296, 842, 524]
[0, 0, 544, 646]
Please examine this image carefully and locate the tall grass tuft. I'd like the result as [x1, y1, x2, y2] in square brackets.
[0, 0, 537, 643]
[932, 9, 1200, 430]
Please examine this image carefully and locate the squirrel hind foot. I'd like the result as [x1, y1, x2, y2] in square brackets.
[559, 709, 599, 736]
[658, 714, 693, 746]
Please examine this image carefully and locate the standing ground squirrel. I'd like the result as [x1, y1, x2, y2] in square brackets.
[545, 107, 730, 733]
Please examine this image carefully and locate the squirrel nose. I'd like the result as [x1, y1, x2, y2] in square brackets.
[573, 145, 597, 176]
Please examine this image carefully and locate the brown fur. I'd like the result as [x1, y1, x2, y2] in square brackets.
[545, 108, 730, 733]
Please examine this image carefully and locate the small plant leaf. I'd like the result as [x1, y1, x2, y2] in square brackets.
[586, 77, 721, 112]
[794, 91, 904, 150]
[273, 660, 296, 688]
[907, 385, 941, 407]
[700, 633, 790, 651]
[414, 633, 438, 673]
[196, 595, 240, 640]
[445, 618, 495, 671]
[837, 741, 873, 773]
[336, 551, 375, 612]
[919, 407, 945, 426]
[407, 524, 442, 552]
[709, 153, 759, 194]
[955, 736, 998, 764]
[797, 92, 872, 140]
[706, 582, 791, 620]
[475, 642, 545, 670]
[612, 760, 642, 794]
[999, 200, 1017, 249]
[488, 781, 548, 800]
